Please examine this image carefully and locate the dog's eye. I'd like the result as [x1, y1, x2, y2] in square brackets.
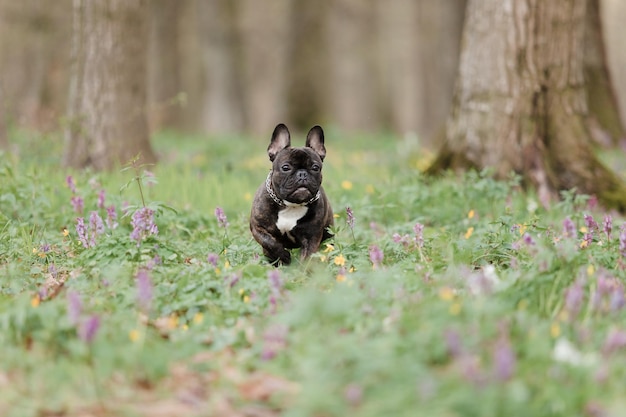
[311, 164, 320, 172]
[281, 164, 291, 172]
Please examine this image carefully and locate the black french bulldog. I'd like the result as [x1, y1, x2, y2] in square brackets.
[250, 124, 334, 265]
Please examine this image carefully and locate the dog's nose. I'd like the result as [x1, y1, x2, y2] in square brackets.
[296, 170, 308, 182]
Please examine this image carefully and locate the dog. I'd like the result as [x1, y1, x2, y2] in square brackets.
[250, 124, 333, 265]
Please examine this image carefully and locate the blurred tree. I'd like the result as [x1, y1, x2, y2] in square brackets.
[377, 0, 465, 141]
[327, 0, 379, 131]
[64, 0, 155, 169]
[0, 0, 71, 131]
[197, 0, 244, 133]
[238, 0, 291, 136]
[428, 0, 626, 210]
[147, 0, 183, 132]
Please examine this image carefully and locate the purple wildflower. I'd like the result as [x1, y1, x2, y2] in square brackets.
[48, 263, 57, 278]
[492, 333, 516, 381]
[268, 269, 283, 294]
[88, 211, 105, 247]
[207, 253, 219, 267]
[522, 233, 535, 246]
[130, 207, 158, 246]
[79, 315, 101, 344]
[346, 206, 355, 230]
[227, 272, 241, 288]
[563, 217, 577, 239]
[76, 217, 90, 248]
[40, 243, 51, 253]
[602, 328, 626, 356]
[215, 207, 229, 228]
[260, 324, 288, 361]
[564, 279, 585, 318]
[67, 290, 83, 325]
[143, 170, 157, 187]
[584, 213, 599, 233]
[603, 214, 612, 241]
[344, 384, 363, 407]
[66, 175, 77, 193]
[106, 205, 118, 229]
[369, 244, 384, 268]
[97, 189, 106, 209]
[136, 269, 153, 312]
[444, 329, 462, 357]
[414, 223, 425, 248]
[71, 195, 84, 215]
[610, 285, 625, 312]
[392, 233, 411, 248]
[582, 233, 593, 249]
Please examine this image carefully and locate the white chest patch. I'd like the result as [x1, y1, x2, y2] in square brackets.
[276, 203, 308, 235]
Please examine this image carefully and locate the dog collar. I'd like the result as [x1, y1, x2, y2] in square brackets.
[265, 170, 321, 207]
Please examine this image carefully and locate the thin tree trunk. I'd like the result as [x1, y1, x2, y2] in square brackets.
[237, 0, 291, 136]
[147, 0, 183, 132]
[326, 0, 379, 132]
[197, 0, 244, 133]
[428, 0, 626, 211]
[64, 0, 155, 170]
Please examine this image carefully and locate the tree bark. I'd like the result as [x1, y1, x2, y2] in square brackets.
[428, 0, 626, 211]
[64, 0, 156, 170]
[147, 0, 183, 132]
[584, 0, 624, 145]
[326, 0, 379, 132]
[237, 0, 291, 136]
[197, 0, 244, 133]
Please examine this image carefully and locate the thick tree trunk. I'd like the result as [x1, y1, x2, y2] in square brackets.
[147, 0, 183, 132]
[64, 0, 156, 170]
[428, 0, 626, 211]
[602, 0, 626, 131]
[584, 0, 624, 145]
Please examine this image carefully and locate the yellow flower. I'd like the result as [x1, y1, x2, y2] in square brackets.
[32, 247, 37, 254]
[468, 209, 475, 219]
[182, 324, 189, 331]
[341, 180, 353, 190]
[193, 312, 204, 324]
[215, 267, 221, 274]
[550, 322, 560, 338]
[365, 184, 375, 194]
[167, 314, 179, 329]
[239, 288, 244, 295]
[320, 255, 327, 262]
[63, 228, 69, 237]
[243, 295, 250, 303]
[464, 227, 474, 239]
[518, 224, 527, 235]
[324, 243, 335, 252]
[349, 266, 355, 273]
[579, 226, 588, 234]
[580, 240, 589, 249]
[31, 295, 40, 308]
[334, 254, 346, 266]
[587, 264, 595, 276]
[129, 329, 141, 342]
[336, 274, 346, 282]
[333, 213, 340, 218]
[224, 260, 230, 269]
[439, 287, 455, 301]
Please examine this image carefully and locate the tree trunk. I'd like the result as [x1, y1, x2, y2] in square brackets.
[326, 0, 379, 132]
[0, 0, 71, 131]
[147, 0, 183, 132]
[197, 0, 244, 133]
[428, 0, 626, 211]
[237, 0, 291, 136]
[64, 0, 155, 170]
[602, 0, 626, 133]
[584, 0, 624, 145]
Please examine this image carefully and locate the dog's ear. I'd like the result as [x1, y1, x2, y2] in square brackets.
[267, 124, 291, 162]
[305, 125, 326, 161]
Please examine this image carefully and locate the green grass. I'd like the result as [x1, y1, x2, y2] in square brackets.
[1, 129, 626, 416]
